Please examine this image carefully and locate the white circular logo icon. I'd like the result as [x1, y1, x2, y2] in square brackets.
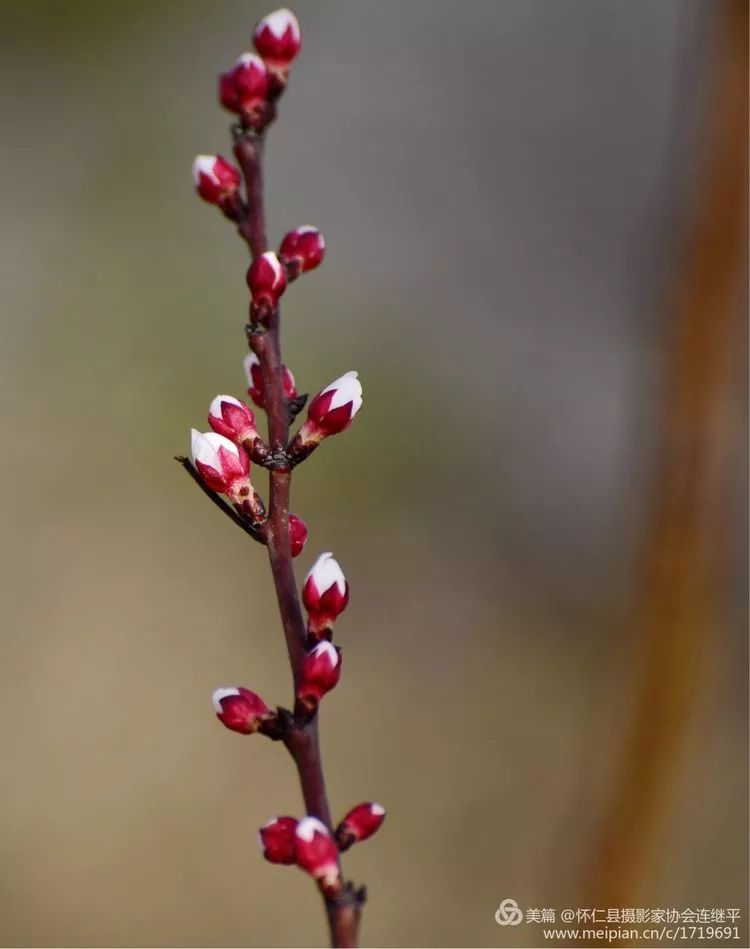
[495, 898, 523, 926]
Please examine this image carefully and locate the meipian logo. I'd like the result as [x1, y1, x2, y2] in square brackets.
[495, 898, 524, 926]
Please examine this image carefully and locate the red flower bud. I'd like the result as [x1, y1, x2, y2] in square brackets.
[278, 226, 325, 279]
[212, 687, 270, 734]
[293, 817, 339, 887]
[297, 641, 342, 711]
[289, 514, 308, 558]
[336, 803, 386, 850]
[302, 552, 349, 637]
[253, 8, 301, 70]
[190, 429, 250, 501]
[259, 816, 298, 864]
[208, 395, 259, 446]
[307, 371, 362, 436]
[243, 353, 298, 410]
[192, 155, 241, 206]
[247, 251, 287, 317]
[288, 372, 362, 462]
[219, 53, 270, 121]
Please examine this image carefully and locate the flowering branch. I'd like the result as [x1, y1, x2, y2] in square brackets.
[181, 10, 384, 948]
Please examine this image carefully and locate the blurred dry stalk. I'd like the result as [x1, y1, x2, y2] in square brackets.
[587, 0, 748, 914]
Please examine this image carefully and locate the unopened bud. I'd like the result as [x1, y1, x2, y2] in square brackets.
[302, 552, 349, 638]
[212, 687, 271, 734]
[278, 226, 325, 280]
[208, 394, 271, 465]
[190, 429, 265, 520]
[289, 514, 308, 558]
[335, 802, 386, 851]
[288, 371, 362, 462]
[219, 53, 270, 125]
[253, 9, 301, 73]
[208, 395, 258, 444]
[244, 353, 298, 410]
[259, 816, 298, 864]
[293, 816, 340, 889]
[296, 641, 342, 714]
[247, 251, 287, 321]
[192, 155, 241, 208]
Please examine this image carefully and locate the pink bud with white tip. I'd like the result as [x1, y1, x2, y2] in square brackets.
[296, 641, 341, 715]
[278, 226, 325, 280]
[289, 372, 362, 462]
[219, 53, 270, 125]
[212, 687, 271, 734]
[247, 251, 287, 322]
[335, 802, 386, 851]
[244, 353, 298, 410]
[253, 9, 301, 73]
[208, 395, 271, 465]
[302, 552, 349, 637]
[293, 817, 340, 889]
[190, 429, 250, 500]
[190, 429, 265, 520]
[192, 155, 241, 208]
[208, 395, 259, 445]
[259, 816, 298, 864]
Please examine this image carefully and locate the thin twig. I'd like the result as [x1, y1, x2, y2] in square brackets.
[176, 456, 266, 543]
[233, 128, 363, 948]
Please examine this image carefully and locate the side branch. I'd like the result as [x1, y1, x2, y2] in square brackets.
[176, 456, 266, 543]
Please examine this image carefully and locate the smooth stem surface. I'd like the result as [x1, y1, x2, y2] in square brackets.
[233, 131, 361, 949]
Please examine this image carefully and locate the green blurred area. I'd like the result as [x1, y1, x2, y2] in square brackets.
[0, 2, 746, 947]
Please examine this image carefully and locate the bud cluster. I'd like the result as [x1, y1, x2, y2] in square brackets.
[259, 804, 386, 889]
[245, 225, 325, 322]
[189, 394, 308, 542]
[220, 8, 301, 127]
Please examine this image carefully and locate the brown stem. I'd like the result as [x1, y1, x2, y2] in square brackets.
[326, 896, 364, 949]
[233, 133, 267, 257]
[284, 722, 333, 824]
[234, 129, 363, 948]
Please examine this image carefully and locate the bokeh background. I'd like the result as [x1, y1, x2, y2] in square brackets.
[0, 1, 746, 947]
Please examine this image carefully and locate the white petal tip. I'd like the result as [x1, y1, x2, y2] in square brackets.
[308, 552, 346, 595]
[209, 394, 244, 417]
[295, 816, 328, 842]
[260, 9, 300, 39]
[324, 371, 363, 414]
[312, 641, 339, 665]
[236, 51, 265, 68]
[192, 155, 217, 184]
[212, 687, 240, 712]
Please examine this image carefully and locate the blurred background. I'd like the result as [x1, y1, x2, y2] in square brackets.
[0, 1, 746, 946]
